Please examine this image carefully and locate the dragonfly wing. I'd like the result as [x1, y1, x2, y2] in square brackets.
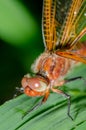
[42, 0, 57, 51]
[42, 0, 73, 51]
[56, 0, 86, 50]
[55, 0, 72, 38]
[56, 51, 86, 64]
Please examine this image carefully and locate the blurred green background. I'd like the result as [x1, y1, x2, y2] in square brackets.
[0, 0, 44, 104]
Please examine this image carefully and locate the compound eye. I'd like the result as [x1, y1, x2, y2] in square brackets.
[21, 77, 48, 92]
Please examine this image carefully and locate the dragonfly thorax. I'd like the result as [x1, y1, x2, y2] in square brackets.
[32, 52, 71, 83]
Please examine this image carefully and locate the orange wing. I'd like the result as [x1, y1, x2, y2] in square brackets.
[56, 51, 86, 64]
[55, 0, 86, 64]
[42, 0, 57, 51]
[56, 0, 86, 50]
[42, 0, 86, 51]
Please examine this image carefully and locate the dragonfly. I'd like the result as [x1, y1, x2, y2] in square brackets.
[21, 0, 86, 119]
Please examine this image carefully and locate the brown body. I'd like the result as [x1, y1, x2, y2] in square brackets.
[33, 52, 71, 85]
[22, 44, 86, 97]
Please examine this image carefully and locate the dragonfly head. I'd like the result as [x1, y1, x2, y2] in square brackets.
[21, 75, 49, 97]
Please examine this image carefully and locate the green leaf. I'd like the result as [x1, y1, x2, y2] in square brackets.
[0, 64, 86, 130]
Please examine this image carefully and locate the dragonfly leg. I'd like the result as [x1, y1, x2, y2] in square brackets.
[65, 76, 86, 84]
[13, 87, 24, 98]
[22, 90, 50, 119]
[63, 92, 73, 120]
[54, 76, 86, 87]
[51, 88, 73, 120]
